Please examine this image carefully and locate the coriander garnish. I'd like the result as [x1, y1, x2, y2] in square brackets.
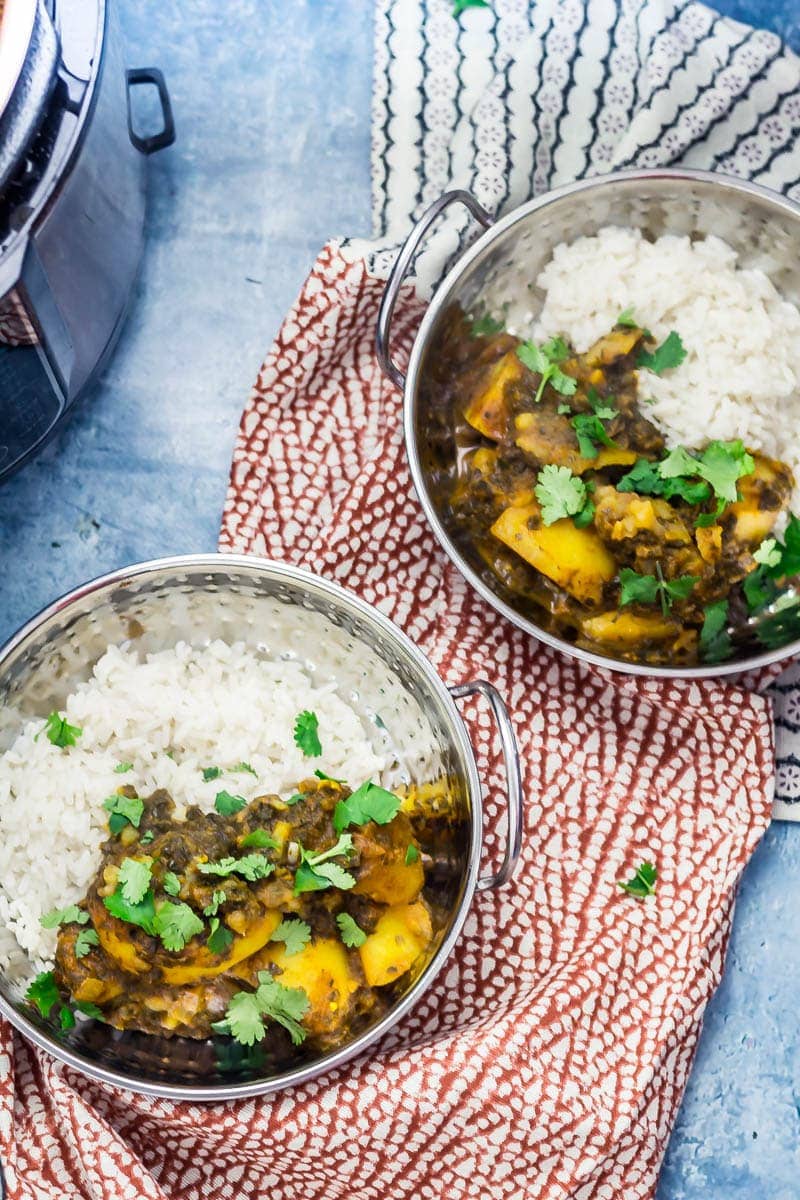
[211, 974, 309, 1046]
[333, 781, 401, 835]
[336, 912, 367, 948]
[38, 712, 82, 748]
[618, 861, 657, 899]
[293, 710, 322, 758]
[517, 337, 577, 405]
[269, 918, 312, 957]
[534, 464, 590, 526]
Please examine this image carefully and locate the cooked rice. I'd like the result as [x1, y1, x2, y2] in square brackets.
[0, 641, 391, 972]
[517, 226, 800, 512]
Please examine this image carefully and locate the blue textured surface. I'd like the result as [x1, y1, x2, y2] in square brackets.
[0, 2, 798, 1195]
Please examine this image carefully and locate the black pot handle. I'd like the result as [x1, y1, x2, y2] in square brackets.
[126, 67, 176, 155]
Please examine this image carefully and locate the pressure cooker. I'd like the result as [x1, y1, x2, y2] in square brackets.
[0, 0, 174, 481]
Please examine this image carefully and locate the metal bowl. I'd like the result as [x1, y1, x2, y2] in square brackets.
[377, 168, 800, 677]
[0, 554, 522, 1100]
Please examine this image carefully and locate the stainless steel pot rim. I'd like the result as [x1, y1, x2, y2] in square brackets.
[402, 167, 800, 679]
[0, 552, 486, 1101]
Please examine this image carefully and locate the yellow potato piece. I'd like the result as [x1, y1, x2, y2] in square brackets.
[728, 452, 792, 546]
[359, 901, 434, 988]
[463, 351, 524, 440]
[353, 859, 424, 906]
[271, 937, 359, 1036]
[491, 502, 616, 605]
[581, 610, 678, 647]
[585, 328, 641, 365]
[162, 910, 281, 985]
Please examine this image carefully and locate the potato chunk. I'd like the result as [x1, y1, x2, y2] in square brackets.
[271, 938, 360, 1041]
[358, 901, 433, 987]
[491, 502, 616, 605]
[581, 610, 678, 647]
[463, 351, 525, 439]
[728, 451, 793, 546]
[162, 910, 281, 985]
[514, 411, 637, 474]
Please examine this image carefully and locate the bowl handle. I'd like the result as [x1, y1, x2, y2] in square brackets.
[376, 190, 494, 390]
[449, 680, 523, 890]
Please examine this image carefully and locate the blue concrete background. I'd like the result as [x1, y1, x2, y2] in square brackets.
[0, 1, 798, 1194]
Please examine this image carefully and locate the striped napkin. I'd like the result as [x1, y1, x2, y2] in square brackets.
[352, 0, 800, 817]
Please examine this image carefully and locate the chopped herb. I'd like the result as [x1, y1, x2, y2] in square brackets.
[453, 0, 489, 14]
[571, 412, 616, 459]
[573, 499, 596, 529]
[404, 844, 420, 865]
[616, 306, 637, 327]
[617, 458, 711, 505]
[39, 712, 82, 749]
[75, 1000, 104, 1020]
[619, 567, 697, 613]
[557, 402, 572, 415]
[637, 330, 687, 374]
[336, 912, 367, 948]
[162, 871, 182, 897]
[294, 834, 356, 895]
[74, 929, 100, 959]
[700, 598, 733, 663]
[202, 766, 222, 782]
[767, 514, 800, 579]
[534, 464, 588, 526]
[40, 905, 89, 930]
[153, 900, 204, 952]
[743, 565, 773, 612]
[103, 886, 156, 934]
[286, 793, 305, 806]
[240, 829, 279, 849]
[26, 971, 60, 1018]
[470, 312, 503, 337]
[207, 917, 234, 955]
[102, 793, 144, 834]
[333, 781, 401, 835]
[140, 830, 155, 845]
[270, 918, 312, 957]
[114, 762, 133, 774]
[618, 861, 657, 899]
[214, 790, 247, 816]
[203, 890, 226, 917]
[234, 762, 257, 776]
[659, 440, 754, 505]
[314, 768, 347, 785]
[695, 498, 727, 528]
[59, 1005, 76, 1032]
[293, 710, 322, 758]
[212, 973, 309, 1047]
[197, 854, 274, 882]
[754, 538, 781, 568]
[118, 857, 153, 906]
[517, 338, 578, 405]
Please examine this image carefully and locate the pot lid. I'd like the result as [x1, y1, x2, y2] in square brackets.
[0, 0, 37, 119]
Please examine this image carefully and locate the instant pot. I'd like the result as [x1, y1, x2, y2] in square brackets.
[0, 0, 174, 481]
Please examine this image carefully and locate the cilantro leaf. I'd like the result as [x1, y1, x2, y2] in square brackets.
[616, 306, 638, 328]
[695, 497, 727, 528]
[311, 862, 357, 889]
[470, 313, 503, 337]
[769, 514, 800, 579]
[587, 387, 617, 420]
[293, 862, 332, 894]
[754, 538, 781, 568]
[618, 861, 657, 899]
[314, 768, 347, 784]
[333, 781, 401, 834]
[573, 499, 595, 529]
[197, 854, 274, 881]
[453, 0, 489, 15]
[26, 971, 60, 1018]
[516, 341, 548, 374]
[637, 331, 687, 374]
[59, 1005, 76, 1032]
[234, 762, 257, 776]
[618, 458, 712, 504]
[213, 976, 310, 1047]
[534, 464, 588, 526]
[140, 830, 155, 844]
[336, 912, 367, 948]
[697, 440, 754, 504]
[39, 712, 82, 749]
[700, 598, 733, 663]
[74, 929, 100, 959]
[293, 710, 322, 758]
[619, 569, 659, 607]
[517, 338, 577, 404]
[114, 762, 133, 774]
[103, 885, 156, 934]
[240, 829, 279, 849]
[214, 790, 247, 816]
[162, 871, 182, 897]
[118, 857, 153, 905]
[103, 793, 144, 834]
[405, 844, 420, 865]
[542, 335, 570, 363]
[75, 1000, 104, 1020]
[207, 917, 234, 955]
[40, 905, 89, 929]
[202, 766, 222, 781]
[294, 835, 356, 894]
[571, 412, 615, 459]
[152, 900, 204, 952]
[743, 565, 774, 612]
[203, 889, 226, 916]
[663, 575, 699, 603]
[270, 918, 312, 957]
[212, 990, 268, 1046]
[286, 793, 305, 806]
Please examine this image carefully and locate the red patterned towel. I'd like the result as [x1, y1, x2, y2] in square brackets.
[0, 243, 774, 1200]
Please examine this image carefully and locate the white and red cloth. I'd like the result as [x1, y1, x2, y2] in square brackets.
[3, 2, 800, 1197]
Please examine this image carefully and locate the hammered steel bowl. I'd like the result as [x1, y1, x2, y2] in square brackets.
[0, 555, 522, 1100]
[377, 168, 800, 677]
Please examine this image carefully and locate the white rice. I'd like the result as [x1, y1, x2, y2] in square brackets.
[0, 640, 391, 973]
[512, 226, 800, 512]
